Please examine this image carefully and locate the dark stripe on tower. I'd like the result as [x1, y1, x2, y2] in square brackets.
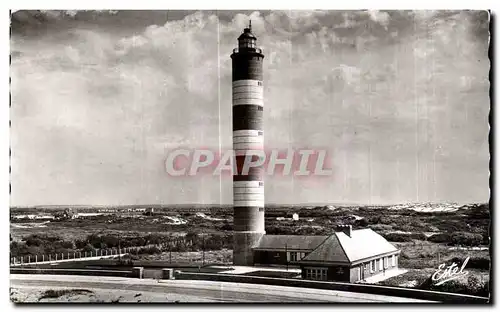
[233, 105, 263, 131]
[232, 54, 264, 81]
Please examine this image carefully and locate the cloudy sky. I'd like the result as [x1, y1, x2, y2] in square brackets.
[10, 10, 490, 206]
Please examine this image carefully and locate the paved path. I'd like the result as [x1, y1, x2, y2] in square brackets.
[362, 268, 408, 283]
[10, 274, 434, 303]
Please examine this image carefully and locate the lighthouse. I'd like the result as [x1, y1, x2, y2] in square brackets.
[231, 22, 265, 266]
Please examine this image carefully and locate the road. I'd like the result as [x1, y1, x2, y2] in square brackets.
[10, 274, 434, 303]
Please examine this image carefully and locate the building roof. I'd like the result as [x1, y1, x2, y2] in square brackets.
[301, 228, 399, 264]
[254, 235, 328, 251]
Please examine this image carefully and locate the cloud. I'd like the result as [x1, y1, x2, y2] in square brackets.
[367, 10, 390, 28]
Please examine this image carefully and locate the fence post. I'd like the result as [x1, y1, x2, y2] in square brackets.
[62, 253, 64, 260]
[27, 255, 30, 263]
[43, 255, 45, 262]
[49, 254, 52, 261]
[55, 254, 57, 261]
[35, 255, 37, 263]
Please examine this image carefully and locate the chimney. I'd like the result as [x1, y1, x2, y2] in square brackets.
[337, 225, 352, 237]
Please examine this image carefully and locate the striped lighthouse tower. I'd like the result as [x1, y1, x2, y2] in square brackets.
[231, 22, 265, 266]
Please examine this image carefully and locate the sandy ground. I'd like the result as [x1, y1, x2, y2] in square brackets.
[10, 286, 218, 303]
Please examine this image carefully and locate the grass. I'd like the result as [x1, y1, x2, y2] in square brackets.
[38, 289, 93, 300]
[396, 241, 490, 269]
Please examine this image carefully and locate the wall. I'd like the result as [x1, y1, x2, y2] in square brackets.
[174, 271, 489, 304]
[254, 250, 288, 266]
[351, 254, 399, 282]
[10, 267, 138, 278]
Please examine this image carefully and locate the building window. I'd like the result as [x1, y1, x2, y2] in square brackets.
[290, 252, 298, 262]
[258, 81, 263, 86]
[240, 38, 256, 49]
[384, 257, 388, 269]
[304, 268, 327, 281]
[392, 255, 396, 267]
[365, 263, 370, 271]
[379, 259, 383, 270]
[371, 261, 375, 272]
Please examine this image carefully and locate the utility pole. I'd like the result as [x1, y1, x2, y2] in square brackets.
[202, 233, 205, 266]
[169, 241, 172, 264]
[285, 243, 288, 271]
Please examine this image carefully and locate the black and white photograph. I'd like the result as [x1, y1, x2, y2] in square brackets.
[8, 7, 492, 304]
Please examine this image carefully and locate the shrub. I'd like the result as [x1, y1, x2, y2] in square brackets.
[220, 222, 233, 231]
[410, 233, 427, 241]
[355, 218, 369, 227]
[138, 246, 161, 255]
[428, 233, 451, 243]
[82, 243, 95, 253]
[450, 232, 483, 246]
[382, 233, 413, 242]
[39, 289, 93, 300]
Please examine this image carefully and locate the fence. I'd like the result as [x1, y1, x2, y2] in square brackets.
[10, 244, 233, 267]
[11, 247, 135, 266]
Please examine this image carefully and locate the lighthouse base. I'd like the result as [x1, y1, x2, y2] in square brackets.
[233, 231, 265, 266]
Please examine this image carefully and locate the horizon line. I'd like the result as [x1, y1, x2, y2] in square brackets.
[9, 201, 489, 209]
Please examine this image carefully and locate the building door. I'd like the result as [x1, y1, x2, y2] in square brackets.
[360, 266, 364, 280]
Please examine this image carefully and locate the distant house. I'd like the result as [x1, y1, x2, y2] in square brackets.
[252, 225, 400, 283]
[297, 226, 400, 283]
